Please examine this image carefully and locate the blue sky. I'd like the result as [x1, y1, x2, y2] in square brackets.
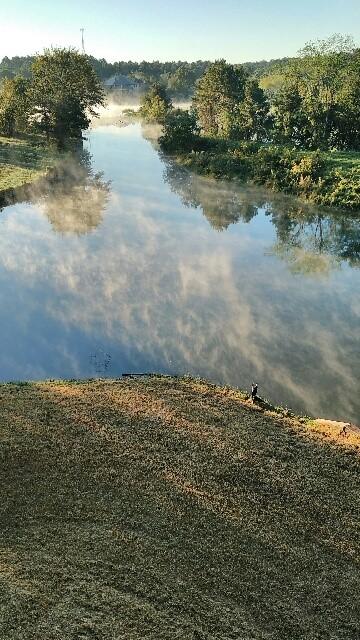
[2, 0, 360, 62]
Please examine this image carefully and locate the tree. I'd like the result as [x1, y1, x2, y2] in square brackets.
[334, 49, 360, 149]
[272, 35, 358, 149]
[231, 79, 271, 141]
[139, 83, 172, 123]
[0, 76, 31, 136]
[193, 60, 247, 137]
[30, 48, 105, 143]
[272, 84, 311, 146]
[41, 151, 110, 235]
[160, 109, 200, 151]
[269, 207, 360, 273]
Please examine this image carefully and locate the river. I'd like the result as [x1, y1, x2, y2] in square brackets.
[0, 116, 359, 422]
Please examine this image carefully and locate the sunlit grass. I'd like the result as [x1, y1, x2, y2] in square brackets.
[323, 150, 360, 173]
[0, 134, 58, 192]
[0, 376, 359, 639]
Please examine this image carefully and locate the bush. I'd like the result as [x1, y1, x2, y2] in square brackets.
[162, 131, 359, 211]
[320, 168, 360, 210]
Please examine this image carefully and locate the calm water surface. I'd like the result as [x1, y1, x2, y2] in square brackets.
[0, 120, 359, 422]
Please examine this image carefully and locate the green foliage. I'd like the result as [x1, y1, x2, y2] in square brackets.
[139, 83, 172, 123]
[321, 167, 360, 209]
[0, 77, 31, 136]
[166, 65, 196, 97]
[230, 79, 272, 141]
[30, 48, 105, 142]
[160, 109, 200, 151]
[193, 60, 247, 137]
[171, 139, 360, 211]
[0, 49, 104, 143]
[273, 35, 360, 150]
[158, 35, 360, 210]
[187, 64, 271, 143]
[0, 55, 33, 79]
[251, 147, 326, 197]
[0, 133, 60, 193]
[1, 56, 287, 97]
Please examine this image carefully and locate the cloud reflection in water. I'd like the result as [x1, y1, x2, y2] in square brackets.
[0, 123, 359, 423]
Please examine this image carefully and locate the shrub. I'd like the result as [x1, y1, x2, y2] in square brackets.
[321, 168, 360, 210]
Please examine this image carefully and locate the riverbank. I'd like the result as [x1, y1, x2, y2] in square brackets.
[163, 137, 360, 211]
[1, 375, 359, 639]
[0, 133, 59, 195]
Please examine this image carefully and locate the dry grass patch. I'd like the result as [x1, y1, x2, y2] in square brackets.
[0, 376, 359, 639]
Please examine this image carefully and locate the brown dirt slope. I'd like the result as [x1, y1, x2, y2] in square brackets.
[0, 376, 359, 639]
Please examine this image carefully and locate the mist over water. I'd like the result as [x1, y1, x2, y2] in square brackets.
[91, 98, 191, 128]
[0, 117, 359, 422]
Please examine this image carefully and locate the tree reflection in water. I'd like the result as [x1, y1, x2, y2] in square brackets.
[39, 148, 111, 235]
[0, 145, 111, 236]
[163, 157, 360, 273]
[163, 158, 265, 230]
[270, 207, 360, 274]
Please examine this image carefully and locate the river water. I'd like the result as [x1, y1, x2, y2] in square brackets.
[0, 118, 359, 422]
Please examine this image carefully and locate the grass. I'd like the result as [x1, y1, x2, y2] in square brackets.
[0, 133, 59, 192]
[165, 134, 360, 210]
[323, 150, 360, 173]
[0, 375, 359, 639]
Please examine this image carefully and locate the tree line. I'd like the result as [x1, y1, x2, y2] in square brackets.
[0, 55, 285, 98]
[159, 35, 360, 151]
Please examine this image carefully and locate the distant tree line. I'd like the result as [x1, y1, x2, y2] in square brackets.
[0, 48, 104, 144]
[0, 55, 286, 98]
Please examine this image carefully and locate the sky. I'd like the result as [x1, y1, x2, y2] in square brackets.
[1, 0, 360, 63]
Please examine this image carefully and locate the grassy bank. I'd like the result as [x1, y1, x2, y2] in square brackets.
[0, 134, 59, 193]
[168, 140, 360, 211]
[0, 375, 359, 639]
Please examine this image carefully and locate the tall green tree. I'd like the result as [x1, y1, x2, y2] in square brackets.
[335, 49, 360, 149]
[273, 35, 359, 149]
[231, 79, 271, 141]
[272, 85, 310, 146]
[139, 83, 172, 123]
[160, 109, 200, 151]
[193, 60, 247, 137]
[0, 76, 31, 136]
[30, 48, 105, 142]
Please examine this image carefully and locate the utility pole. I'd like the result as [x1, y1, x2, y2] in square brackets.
[80, 28, 85, 54]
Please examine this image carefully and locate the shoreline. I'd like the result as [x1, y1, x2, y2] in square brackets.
[162, 144, 360, 213]
[3, 374, 359, 447]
